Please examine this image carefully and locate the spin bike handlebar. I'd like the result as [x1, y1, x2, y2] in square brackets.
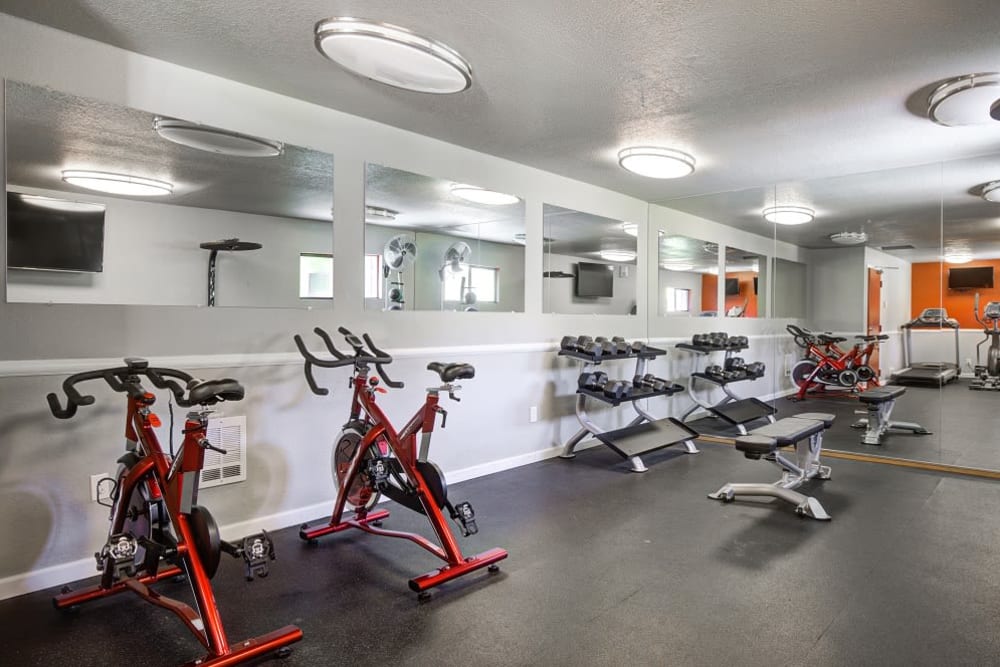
[294, 326, 404, 396]
[46, 361, 200, 420]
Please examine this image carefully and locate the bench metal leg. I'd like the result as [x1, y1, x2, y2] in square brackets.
[708, 483, 831, 521]
[851, 400, 930, 445]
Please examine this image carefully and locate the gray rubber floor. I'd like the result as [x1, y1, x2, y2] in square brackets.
[3, 443, 999, 666]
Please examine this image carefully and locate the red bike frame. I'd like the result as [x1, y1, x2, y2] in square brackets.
[52, 385, 302, 666]
[300, 367, 508, 592]
[793, 335, 881, 400]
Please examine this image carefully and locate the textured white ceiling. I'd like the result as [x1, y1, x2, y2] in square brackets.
[4, 0, 1000, 203]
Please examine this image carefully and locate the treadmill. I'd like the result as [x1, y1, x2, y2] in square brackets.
[894, 307, 960, 386]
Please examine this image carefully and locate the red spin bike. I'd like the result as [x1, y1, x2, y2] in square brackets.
[47, 358, 302, 666]
[295, 327, 508, 597]
[787, 325, 886, 400]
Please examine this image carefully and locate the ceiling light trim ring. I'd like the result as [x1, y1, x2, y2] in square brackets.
[927, 72, 1000, 126]
[982, 180, 1000, 203]
[61, 170, 173, 196]
[449, 184, 520, 205]
[153, 117, 284, 157]
[617, 146, 696, 179]
[762, 205, 815, 225]
[315, 17, 473, 94]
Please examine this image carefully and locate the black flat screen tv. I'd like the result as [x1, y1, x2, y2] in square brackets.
[725, 277, 740, 296]
[753, 276, 758, 295]
[575, 262, 613, 297]
[948, 266, 993, 290]
[7, 191, 105, 272]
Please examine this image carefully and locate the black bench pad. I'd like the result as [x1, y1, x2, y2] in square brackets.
[789, 412, 836, 428]
[736, 415, 829, 449]
[858, 385, 906, 404]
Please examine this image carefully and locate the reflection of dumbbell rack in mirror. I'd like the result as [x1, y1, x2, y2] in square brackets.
[675, 332, 775, 435]
[558, 335, 700, 473]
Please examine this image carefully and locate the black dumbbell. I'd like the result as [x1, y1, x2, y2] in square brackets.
[577, 335, 593, 348]
[560, 335, 579, 351]
[724, 357, 746, 371]
[583, 341, 604, 360]
[745, 362, 765, 378]
[631, 341, 647, 354]
[613, 340, 630, 355]
[644, 375, 670, 391]
[728, 335, 748, 348]
[595, 336, 609, 343]
[705, 364, 725, 379]
[600, 340, 616, 356]
[603, 380, 633, 401]
[692, 333, 708, 346]
[578, 370, 609, 391]
[611, 336, 626, 344]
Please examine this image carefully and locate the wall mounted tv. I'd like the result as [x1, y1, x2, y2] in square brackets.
[753, 276, 759, 295]
[948, 266, 993, 290]
[7, 191, 106, 272]
[724, 277, 740, 296]
[575, 261, 614, 297]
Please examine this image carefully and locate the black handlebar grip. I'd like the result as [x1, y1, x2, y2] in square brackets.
[46, 392, 77, 419]
[302, 361, 329, 396]
[314, 328, 347, 360]
[376, 364, 404, 389]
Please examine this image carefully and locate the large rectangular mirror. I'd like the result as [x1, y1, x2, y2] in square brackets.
[723, 246, 765, 318]
[657, 233, 718, 317]
[5, 81, 335, 308]
[543, 204, 637, 315]
[363, 164, 525, 312]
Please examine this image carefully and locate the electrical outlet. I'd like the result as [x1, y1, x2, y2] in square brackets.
[529, 406, 539, 423]
[90, 473, 113, 503]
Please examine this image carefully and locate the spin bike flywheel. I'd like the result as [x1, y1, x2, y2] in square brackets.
[332, 421, 384, 511]
[855, 364, 876, 382]
[113, 455, 165, 576]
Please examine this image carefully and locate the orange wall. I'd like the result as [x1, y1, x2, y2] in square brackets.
[912, 260, 1000, 329]
[700, 272, 758, 317]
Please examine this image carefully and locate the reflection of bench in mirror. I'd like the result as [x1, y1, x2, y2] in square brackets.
[851, 384, 931, 445]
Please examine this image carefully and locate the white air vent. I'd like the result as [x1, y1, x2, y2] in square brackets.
[201, 415, 247, 489]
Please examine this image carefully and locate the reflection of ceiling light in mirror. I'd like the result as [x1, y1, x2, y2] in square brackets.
[661, 263, 694, 271]
[365, 205, 399, 221]
[763, 205, 814, 225]
[513, 233, 554, 244]
[981, 181, 1000, 202]
[617, 147, 695, 179]
[622, 222, 638, 236]
[927, 72, 1000, 126]
[830, 231, 868, 245]
[944, 252, 973, 264]
[600, 249, 636, 262]
[450, 184, 520, 205]
[153, 117, 284, 157]
[62, 170, 173, 196]
[19, 193, 104, 212]
[314, 17, 472, 94]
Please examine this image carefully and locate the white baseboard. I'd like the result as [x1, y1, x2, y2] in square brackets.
[445, 442, 569, 484]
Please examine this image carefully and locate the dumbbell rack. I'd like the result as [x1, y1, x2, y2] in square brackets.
[675, 340, 774, 435]
[558, 346, 699, 473]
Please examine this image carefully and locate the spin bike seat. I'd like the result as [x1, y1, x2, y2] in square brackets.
[187, 378, 245, 405]
[856, 334, 889, 342]
[426, 362, 475, 383]
[818, 334, 847, 344]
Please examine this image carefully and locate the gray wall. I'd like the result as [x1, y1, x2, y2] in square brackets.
[772, 259, 807, 318]
[805, 247, 867, 332]
[658, 268, 704, 317]
[543, 253, 638, 315]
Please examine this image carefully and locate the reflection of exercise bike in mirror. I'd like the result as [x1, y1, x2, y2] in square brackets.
[971, 293, 1000, 390]
[383, 234, 417, 310]
[294, 327, 507, 597]
[788, 324, 883, 400]
[48, 359, 302, 666]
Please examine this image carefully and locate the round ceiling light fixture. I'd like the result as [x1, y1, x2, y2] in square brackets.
[622, 222, 638, 237]
[981, 180, 1000, 203]
[450, 184, 520, 205]
[600, 249, 636, 262]
[314, 17, 472, 94]
[19, 193, 104, 212]
[762, 205, 815, 225]
[829, 231, 868, 245]
[944, 251, 973, 264]
[153, 117, 284, 157]
[617, 146, 696, 179]
[661, 263, 694, 271]
[62, 170, 173, 196]
[927, 72, 1000, 126]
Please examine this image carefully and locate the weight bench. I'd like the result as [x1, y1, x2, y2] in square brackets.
[851, 384, 930, 445]
[708, 413, 835, 521]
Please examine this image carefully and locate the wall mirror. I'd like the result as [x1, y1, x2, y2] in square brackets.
[722, 246, 765, 318]
[5, 81, 335, 308]
[771, 259, 807, 318]
[363, 163, 525, 312]
[543, 204, 637, 315]
[657, 233, 718, 317]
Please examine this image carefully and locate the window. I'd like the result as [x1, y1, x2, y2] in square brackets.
[443, 264, 499, 303]
[364, 253, 382, 299]
[665, 286, 690, 312]
[299, 254, 332, 299]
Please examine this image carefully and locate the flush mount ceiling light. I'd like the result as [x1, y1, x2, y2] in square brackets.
[621, 222, 638, 237]
[927, 72, 1000, 126]
[450, 184, 520, 205]
[153, 117, 284, 157]
[661, 263, 694, 271]
[19, 193, 104, 212]
[981, 181, 1000, 203]
[600, 249, 636, 262]
[365, 205, 399, 221]
[944, 251, 973, 264]
[617, 146, 696, 179]
[762, 205, 814, 225]
[62, 170, 173, 196]
[829, 231, 868, 245]
[314, 17, 472, 94]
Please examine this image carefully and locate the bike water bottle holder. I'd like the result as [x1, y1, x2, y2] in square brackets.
[98, 533, 139, 579]
[452, 501, 479, 537]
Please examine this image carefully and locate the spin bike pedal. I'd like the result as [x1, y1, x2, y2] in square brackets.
[452, 501, 479, 537]
[366, 457, 390, 488]
[239, 531, 276, 581]
[97, 533, 139, 579]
